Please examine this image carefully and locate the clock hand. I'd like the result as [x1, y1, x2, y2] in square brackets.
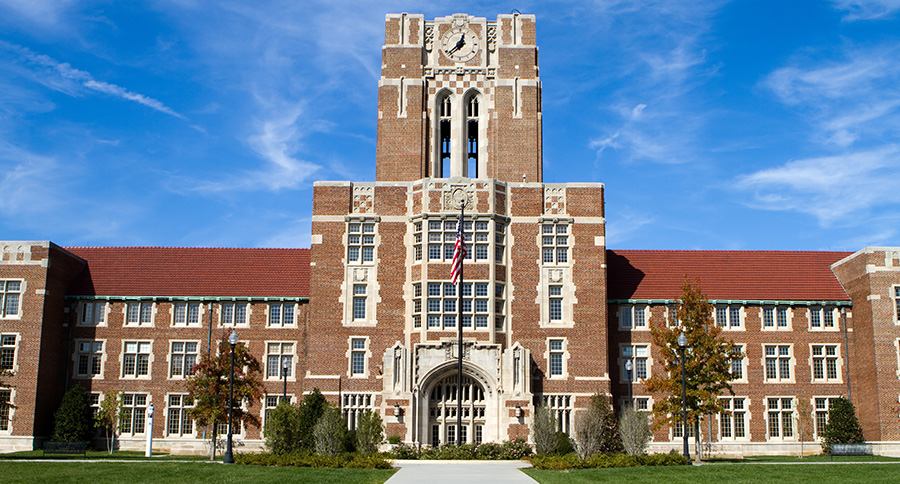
[448, 35, 466, 54]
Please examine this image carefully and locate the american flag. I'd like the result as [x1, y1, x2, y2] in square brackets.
[450, 218, 466, 284]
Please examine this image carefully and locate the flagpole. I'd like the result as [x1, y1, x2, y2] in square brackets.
[457, 201, 464, 446]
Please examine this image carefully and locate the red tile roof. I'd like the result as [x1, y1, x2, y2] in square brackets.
[64, 247, 310, 298]
[607, 250, 851, 301]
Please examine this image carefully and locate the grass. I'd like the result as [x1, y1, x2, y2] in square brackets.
[0, 462, 396, 483]
[523, 462, 900, 484]
[705, 454, 900, 463]
[0, 450, 212, 461]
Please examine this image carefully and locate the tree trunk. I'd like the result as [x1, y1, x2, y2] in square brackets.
[694, 420, 701, 462]
[209, 424, 217, 461]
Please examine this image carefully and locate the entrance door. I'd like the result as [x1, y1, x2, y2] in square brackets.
[428, 374, 485, 445]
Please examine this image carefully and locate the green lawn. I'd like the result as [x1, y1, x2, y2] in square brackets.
[0, 462, 396, 484]
[0, 450, 212, 460]
[523, 463, 900, 484]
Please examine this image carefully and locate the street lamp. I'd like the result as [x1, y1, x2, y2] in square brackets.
[282, 357, 289, 403]
[677, 331, 689, 461]
[624, 359, 633, 409]
[223, 330, 238, 464]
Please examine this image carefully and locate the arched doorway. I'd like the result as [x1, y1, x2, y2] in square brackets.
[427, 374, 486, 445]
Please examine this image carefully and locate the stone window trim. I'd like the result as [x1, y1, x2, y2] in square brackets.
[346, 336, 371, 378]
[893, 285, 900, 325]
[618, 305, 649, 331]
[168, 340, 200, 380]
[542, 394, 574, 434]
[762, 344, 794, 383]
[78, 301, 108, 327]
[164, 393, 195, 438]
[119, 393, 151, 436]
[263, 394, 296, 436]
[172, 302, 204, 327]
[718, 396, 751, 441]
[344, 275, 378, 327]
[538, 268, 574, 327]
[73, 338, 105, 379]
[0, 333, 20, 374]
[618, 395, 653, 414]
[545, 337, 569, 379]
[219, 302, 250, 327]
[760, 306, 792, 331]
[345, 216, 380, 266]
[808, 306, 840, 332]
[0, 387, 16, 433]
[765, 396, 796, 441]
[812, 395, 840, 440]
[120, 340, 153, 380]
[0, 279, 24, 320]
[267, 303, 297, 327]
[415, 280, 501, 331]
[343, 392, 377, 431]
[730, 344, 748, 383]
[715, 305, 744, 331]
[265, 341, 296, 382]
[124, 301, 155, 327]
[619, 344, 651, 383]
[539, 218, 572, 266]
[809, 343, 842, 383]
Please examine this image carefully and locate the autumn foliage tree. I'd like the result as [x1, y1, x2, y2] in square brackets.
[645, 278, 740, 458]
[185, 334, 264, 460]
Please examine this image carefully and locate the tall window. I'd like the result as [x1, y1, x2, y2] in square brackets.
[541, 223, 569, 264]
[729, 345, 745, 381]
[120, 393, 148, 434]
[343, 393, 375, 431]
[266, 342, 294, 380]
[767, 397, 794, 439]
[166, 394, 194, 436]
[352, 285, 367, 321]
[269, 303, 295, 326]
[466, 95, 479, 177]
[173, 302, 201, 326]
[895, 287, 900, 324]
[79, 301, 106, 326]
[76, 341, 103, 377]
[814, 397, 838, 439]
[426, 220, 490, 263]
[125, 302, 153, 326]
[764, 345, 792, 381]
[0, 334, 17, 371]
[622, 345, 649, 382]
[810, 307, 837, 329]
[763, 306, 790, 329]
[548, 286, 563, 322]
[413, 222, 423, 262]
[0, 389, 11, 431]
[221, 303, 247, 326]
[350, 338, 367, 376]
[716, 306, 742, 329]
[439, 95, 451, 177]
[418, 281, 495, 330]
[0, 280, 21, 318]
[811, 344, 840, 382]
[347, 222, 376, 263]
[720, 397, 747, 439]
[122, 341, 151, 378]
[620, 306, 647, 330]
[542, 395, 573, 434]
[170, 341, 198, 378]
[548, 339, 565, 378]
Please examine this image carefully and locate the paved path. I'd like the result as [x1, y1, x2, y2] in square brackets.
[386, 460, 537, 484]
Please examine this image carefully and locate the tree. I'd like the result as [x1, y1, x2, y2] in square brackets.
[821, 397, 864, 454]
[264, 400, 301, 455]
[619, 407, 652, 456]
[95, 391, 122, 454]
[531, 404, 558, 455]
[185, 334, 264, 460]
[314, 405, 346, 456]
[52, 385, 94, 442]
[573, 393, 623, 459]
[645, 278, 740, 459]
[796, 395, 814, 458]
[356, 409, 384, 455]
[296, 389, 328, 451]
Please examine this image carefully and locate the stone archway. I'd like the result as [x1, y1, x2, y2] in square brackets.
[417, 361, 497, 446]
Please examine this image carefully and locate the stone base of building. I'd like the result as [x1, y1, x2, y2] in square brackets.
[0, 436, 41, 453]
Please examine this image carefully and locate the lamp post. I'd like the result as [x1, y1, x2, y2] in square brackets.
[282, 357, 288, 403]
[677, 331, 689, 461]
[223, 330, 238, 464]
[624, 359, 633, 409]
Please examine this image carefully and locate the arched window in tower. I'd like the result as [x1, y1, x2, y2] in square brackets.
[466, 95, 479, 178]
[440, 96, 452, 178]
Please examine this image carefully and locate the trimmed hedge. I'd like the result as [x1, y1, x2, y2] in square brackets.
[235, 451, 393, 469]
[531, 452, 689, 469]
[383, 439, 533, 460]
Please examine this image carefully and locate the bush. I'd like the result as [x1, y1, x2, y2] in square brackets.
[619, 407, 652, 455]
[52, 385, 94, 443]
[574, 394, 624, 459]
[356, 409, 384, 455]
[530, 452, 689, 469]
[531, 405, 557, 455]
[822, 397, 865, 454]
[382, 439, 532, 460]
[387, 434, 402, 445]
[264, 400, 300, 455]
[235, 451, 392, 469]
[553, 431, 575, 455]
[297, 389, 328, 451]
[313, 406, 346, 457]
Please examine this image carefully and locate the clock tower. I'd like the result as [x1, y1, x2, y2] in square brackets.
[376, 13, 543, 183]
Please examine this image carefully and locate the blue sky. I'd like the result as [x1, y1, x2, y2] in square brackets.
[1, 1, 899, 250]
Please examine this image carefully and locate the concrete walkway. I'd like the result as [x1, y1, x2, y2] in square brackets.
[385, 460, 537, 484]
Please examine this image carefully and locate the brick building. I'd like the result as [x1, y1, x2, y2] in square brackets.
[1, 13, 900, 456]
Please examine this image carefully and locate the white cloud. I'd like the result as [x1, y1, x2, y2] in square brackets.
[830, 0, 900, 20]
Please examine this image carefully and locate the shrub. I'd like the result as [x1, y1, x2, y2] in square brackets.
[297, 389, 328, 451]
[619, 407, 652, 455]
[531, 405, 557, 455]
[822, 397, 865, 454]
[52, 385, 94, 443]
[387, 434, 402, 445]
[235, 451, 392, 469]
[574, 394, 624, 459]
[385, 443, 419, 459]
[530, 452, 689, 469]
[313, 406, 346, 457]
[264, 400, 300, 455]
[501, 438, 534, 459]
[356, 409, 384, 455]
[382, 439, 532, 460]
[553, 431, 575, 455]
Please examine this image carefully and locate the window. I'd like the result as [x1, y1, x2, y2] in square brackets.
[425, 219, 489, 263]
[672, 419, 695, 439]
[0, 280, 22, 318]
[412, 283, 422, 328]
[730, 345, 745, 381]
[264, 395, 281, 430]
[0, 334, 17, 371]
[811, 344, 840, 382]
[542, 395, 573, 434]
[416, 281, 495, 330]
[720, 397, 747, 439]
[621, 345, 649, 382]
[895, 287, 900, 324]
[350, 338, 367, 376]
[125, 302, 153, 326]
[762, 306, 790, 330]
[79, 301, 107, 326]
[413, 222, 423, 262]
[810, 307, 837, 330]
[170, 341, 199, 378]
[122, 341, 151, 378]
[621, 396, 651, 412]
[220, 303, 247, 326]
[541, 223, 569, 264]
[347, 222, 376, 263]
[166, 394, 194, 436]
[667, 305, 680, 328]
[814, 397, 838, 439]
[764, 345, 792, 382]
[343, 393, 375, 430]
[716, 306, 742, 329]
[352, 285, 367, 320]
[269, 303, 295, 326]
[266, 342, 294, 380]
[120, 393, 148, 435]
[767, 397, 794, 439]
[548, 339, 566, 378]
[75, 341, 103, 377]
[0, 389, 11, 431]
[173, 302, 201, 326]
[89, 393, 101, 418]
[620, 306, 647, 330]
[548, 286, 563, 322]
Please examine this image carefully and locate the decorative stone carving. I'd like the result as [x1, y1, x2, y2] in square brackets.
[424, 25, 434, 51]
[444, 341, 472, 361]
[487, 25, 497, 52]
[443, 186, 474, 211]
[548, 268, 564, 283]
[352, 185, 374, 213]
[353, 268, 368, 282]
[544, 187, 566, 214]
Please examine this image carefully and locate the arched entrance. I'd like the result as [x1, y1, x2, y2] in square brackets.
[426, 374, 486, 445]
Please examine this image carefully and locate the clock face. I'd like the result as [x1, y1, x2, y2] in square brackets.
[441, 27, 480, 62]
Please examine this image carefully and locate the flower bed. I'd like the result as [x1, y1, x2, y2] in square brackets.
[384, 439, 533, 460]
[531, 452, 689, 469]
